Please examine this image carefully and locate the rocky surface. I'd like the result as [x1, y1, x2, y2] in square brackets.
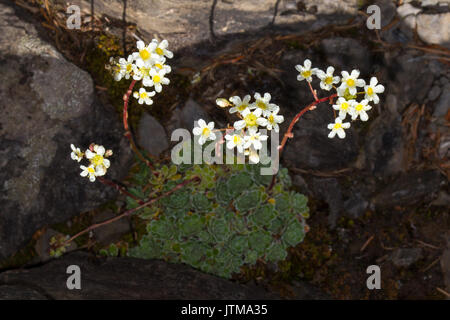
[137, 113, 169, 157]
[54, 0, 361, 52]
[0, 252, 280, 299]
[0, 2, 133, 261]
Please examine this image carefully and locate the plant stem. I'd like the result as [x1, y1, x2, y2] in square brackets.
[64, 177, 200, 246]
[267, 93, 337, 191]
[122, 79, 156, 170]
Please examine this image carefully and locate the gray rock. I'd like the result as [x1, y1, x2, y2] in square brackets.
[137, 113, 169, 157]
[385, 53, 434, 111]
[390, 248, 423, 268]
[0, 3, 133, 261]
[372, 170, 442, 209]
[427, 85, 442, 101]
[0, 252, 278, 299]
[167, 98, 211, 137]
[376, 0, 398, 28]
[343, 192, 369, 219]
[433, 84, 450, 118]
[416, 12, 450, 47]
[92, 210, 130, 245]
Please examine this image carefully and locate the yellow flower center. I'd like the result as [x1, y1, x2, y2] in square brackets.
[367, 87, 374, 95]
[341, 102, 349, 110]
[257, 101, 266, 110]
[139, 49, 150, 60]
[333, 123, 342, 130]
[237, 104, 248, 112]
[325, 76, 333, 85]
[88, 167, 95, 174]
[153, 75, 161, 83]
[355, 104, 363, 111]
[244, 113, 257, 127]
[233, 136, 241, 144]
[302, 70, 312, 78]
[139, 67, 150, 77]
[268, 115, 274, 123]
[154, 63, 163, 70]
[92, 155, 104, 166]
[346, 78, 355, 87]
[140, 92, 148, 99]
[126, 64, 132, 72]
[202, 127, 210, 136]
[155, 48, 164, 56]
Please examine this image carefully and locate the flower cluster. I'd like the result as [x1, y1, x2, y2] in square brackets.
[70, 143, 113, 182]
[193, 93, 284, 163]
[295, 59, 385, 139]
[108, 39, 173, 105]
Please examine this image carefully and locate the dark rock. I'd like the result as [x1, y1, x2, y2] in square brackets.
[0, 252, 278, 299]
[137, 113, 169, 157]
[385, 53, 435, 110]
[441, 232, 450, 296]
[92, 210, 130, 246]
[0, 3, 133, 261]
[312, 178, 343, 228]
[372, 170, 442, 209]
[390, 248, 423, 268]
[433, 84, 450, 118]
[343, 192, 369, 219]
[320, 37, 371, 75]
[364, 98, 404, 179]
[427, 85, 442, 102]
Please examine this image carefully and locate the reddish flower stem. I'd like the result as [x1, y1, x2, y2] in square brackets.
[122, 80, 156, 171]
[267, 93, 337, 191]
[64, 177, 200, 246]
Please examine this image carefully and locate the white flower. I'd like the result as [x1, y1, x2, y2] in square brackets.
[118, 55, 135, 80]
[132, 64, 151, 83]
[316, 66, 340, 91]
[133, 88, 156, 105]
[332, 97, 355, 120]
[233, 108, 265, 131]
[150, 39, 173, 59]
[225, 132, 246, 153]
[364, 77, 385, 104]
[144, 68, 170, 93]
[327, 117, 351, 139]
[229, 95, 252, 114]
[70, 144, 83, 162]
[251, 92, 279, 117]
[295, 59, 317, 82]
[338, 69, 365, 96]
[80, 164, 97, 182]
[247, 147, 260, 164]
[192, 119, 216, 145]
[132, 41, 154, 67]
[85, 144, 110, 174]
[152, 56, 172, 74]
[244, 128, 268, 150]
[259, 110, 284, 132]
[349, 99, 372, 121]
